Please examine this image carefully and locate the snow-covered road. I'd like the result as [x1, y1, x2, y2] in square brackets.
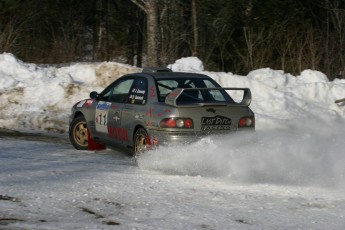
[1, 132, 345, 230]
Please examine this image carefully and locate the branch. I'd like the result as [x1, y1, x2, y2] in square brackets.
[131, 0, 147, 13]
[335, 98, 345, 103]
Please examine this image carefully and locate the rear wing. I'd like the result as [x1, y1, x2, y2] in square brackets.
[165, 87, 252, 107]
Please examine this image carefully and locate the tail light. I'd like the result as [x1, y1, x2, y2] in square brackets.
[160, 118, 194, 129]
[238, 116, 255, 127]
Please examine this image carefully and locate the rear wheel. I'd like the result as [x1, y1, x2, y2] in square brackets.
[69, 116, 88, 150]
[133, 128, 148, 156]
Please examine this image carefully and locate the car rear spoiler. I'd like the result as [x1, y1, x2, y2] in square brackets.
[165, 87, 252, 107]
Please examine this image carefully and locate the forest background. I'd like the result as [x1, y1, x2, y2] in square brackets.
[1, 0, 345, 80]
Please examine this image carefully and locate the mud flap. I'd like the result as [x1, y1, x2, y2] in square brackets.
[87, 129, 106, 151]
[145, 134, 152, 151]
[145, 134, 158, 151]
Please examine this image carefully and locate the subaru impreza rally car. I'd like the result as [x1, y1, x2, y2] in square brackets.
[69, 67, 255, 155]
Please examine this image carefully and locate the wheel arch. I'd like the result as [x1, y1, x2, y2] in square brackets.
[133, 125, 147, 141]
[69, 111, 85, 132]
[72, 111, 85, 120]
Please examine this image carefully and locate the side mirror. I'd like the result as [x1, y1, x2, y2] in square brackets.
[89, 91, 99, 100]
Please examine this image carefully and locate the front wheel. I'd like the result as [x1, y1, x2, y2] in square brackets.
[69, 116, 88, 150]
[133, 128, 148, 157]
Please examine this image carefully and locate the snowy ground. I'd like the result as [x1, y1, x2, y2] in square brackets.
[1, 53, 345, 229]
[1, 131, 345, 230]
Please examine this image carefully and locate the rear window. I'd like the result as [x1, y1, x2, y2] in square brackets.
[156, 78, 233, 103]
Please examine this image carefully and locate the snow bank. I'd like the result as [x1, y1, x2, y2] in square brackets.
[168, 56, 204, 72]
[203, 68, 345, 128]
[0, 53, 138, 132]
[0, 53, 345, 132]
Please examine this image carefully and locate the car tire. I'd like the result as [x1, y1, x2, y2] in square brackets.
[133, 128, 148, 156]
[69, 116, 88, 150]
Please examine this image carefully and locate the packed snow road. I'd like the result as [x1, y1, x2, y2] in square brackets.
[1, 130, 345, 230]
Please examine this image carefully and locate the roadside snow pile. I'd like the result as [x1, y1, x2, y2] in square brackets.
[168, 56, 204, 72]
[0, 53, 138, 132]
[0, 53, 345, 132]
[170, 58, 345, 128]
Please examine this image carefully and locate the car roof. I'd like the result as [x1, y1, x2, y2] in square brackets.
[134, 71, 212, 80]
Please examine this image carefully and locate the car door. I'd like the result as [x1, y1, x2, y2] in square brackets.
[121, 77, 148, 145]
[94, 77, 134, 146]
[106, 77, 135, 146]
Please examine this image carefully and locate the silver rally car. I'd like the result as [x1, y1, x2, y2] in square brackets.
[69, 67, 255, 155]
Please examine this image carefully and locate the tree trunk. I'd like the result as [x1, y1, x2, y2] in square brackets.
[131, 0, 159, 66]
[146, 1, 159, 66]
[93, 0, 109, 61]
[191, 0, 198, 56]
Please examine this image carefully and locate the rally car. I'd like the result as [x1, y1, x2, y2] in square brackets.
[69, 67, 255, 155]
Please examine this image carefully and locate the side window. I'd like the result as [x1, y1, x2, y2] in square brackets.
[110, 78, 135, 103]
[157, 80, 178, 102]
[128, 78, 148, 105]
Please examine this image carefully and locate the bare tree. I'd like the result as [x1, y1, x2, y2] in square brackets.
[93, 0, 109, 61]
[328, 1, 345, 78]
[191, 0, 198, 56]
[157, 0, 193, 65]
[131, 0, 159, 66]
[0, 17, 25, 53]
[236, 27, 273, 70]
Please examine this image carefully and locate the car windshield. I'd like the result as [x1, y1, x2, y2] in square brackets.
[156, 78, 233, 104]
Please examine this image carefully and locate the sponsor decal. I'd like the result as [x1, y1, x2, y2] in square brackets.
[150, 86, 156, 98]
[95, 102, 111, 133]
[157, 109, 171, 117]
[146, 121, 158, 127]
[146, 107, 154, 117]
[112, 111, 121, 121]
[131, 88, 145, 94]
[130, 94, 144, 101]
[206, 108, 216, 113]
[146, 108, 171, 118]
[96, 113, 107, 125]
[96, 102, 111, 110]
[135, 114, 144, 120]
[112, 116, 120, 121]
[201, 115, 232, 131]
[108, 126, 129, 142]
[129, 88, 146, 104]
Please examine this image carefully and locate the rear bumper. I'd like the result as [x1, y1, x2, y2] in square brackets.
[149, 130, 202, 145]
[147, 127, 254, 146]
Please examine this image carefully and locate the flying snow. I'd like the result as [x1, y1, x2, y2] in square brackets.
[138, 117, 345, 189]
